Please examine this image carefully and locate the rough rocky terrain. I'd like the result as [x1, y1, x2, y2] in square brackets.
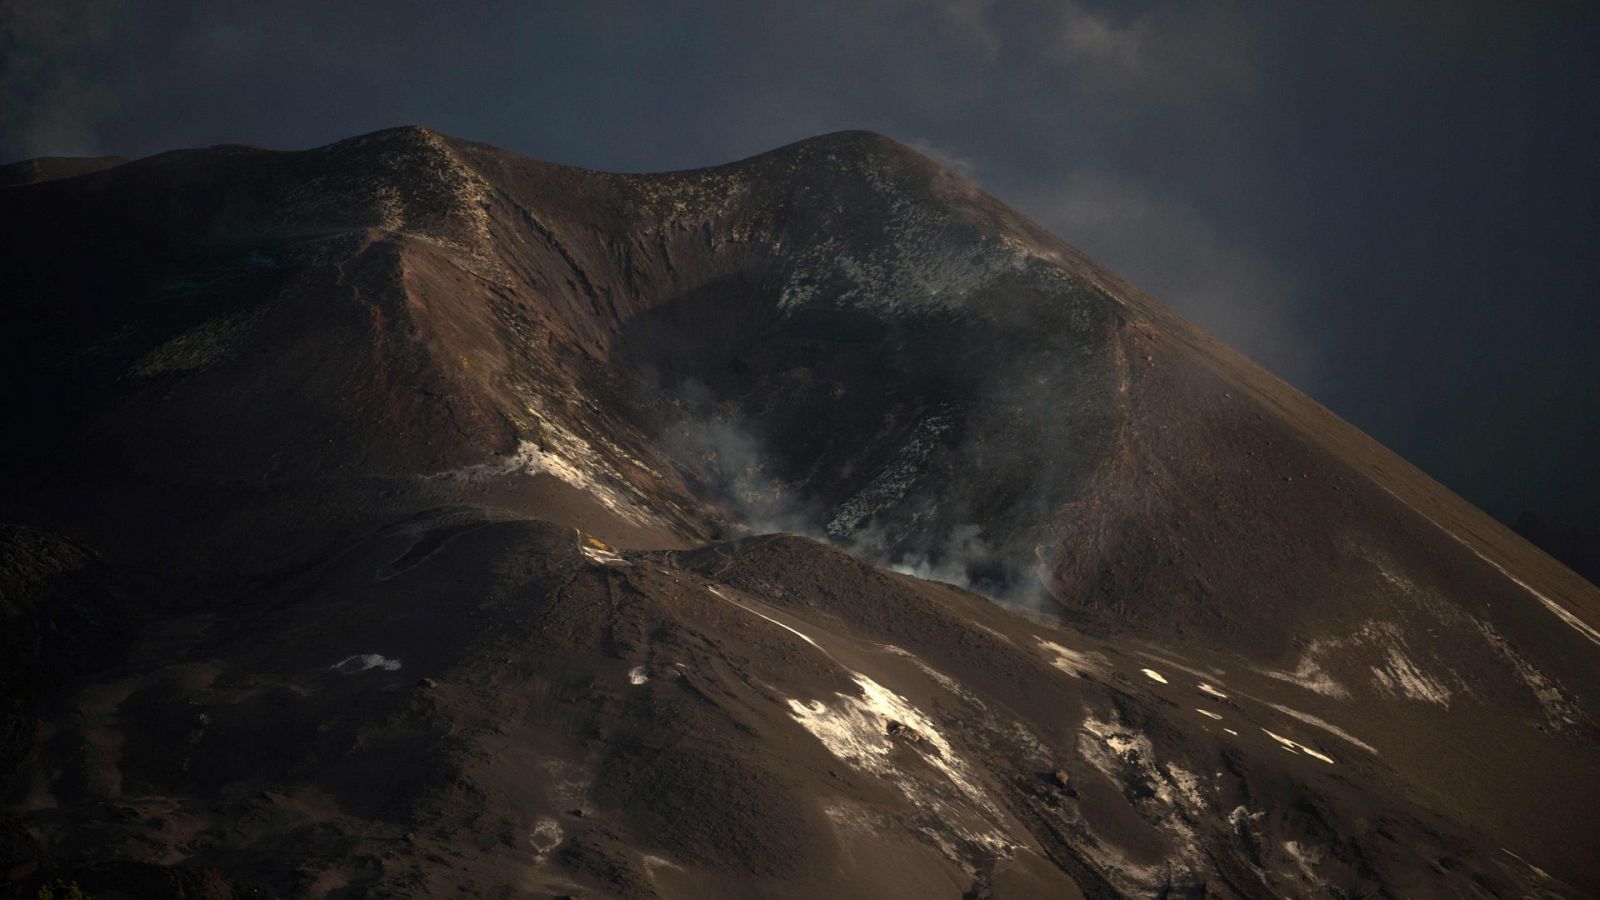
[1, 127, 1596, 898]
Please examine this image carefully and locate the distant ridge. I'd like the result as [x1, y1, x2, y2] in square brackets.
[0, 155, 128, 188]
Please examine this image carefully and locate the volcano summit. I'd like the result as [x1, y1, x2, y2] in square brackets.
[1, 127, 1596, 898]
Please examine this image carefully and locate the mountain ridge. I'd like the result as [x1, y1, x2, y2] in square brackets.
[1, 126, 1596, 898]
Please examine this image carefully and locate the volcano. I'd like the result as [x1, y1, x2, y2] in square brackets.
[1, 127, 1596, 899]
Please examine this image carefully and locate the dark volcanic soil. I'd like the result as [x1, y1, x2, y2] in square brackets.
[1, 128, 1596, 898]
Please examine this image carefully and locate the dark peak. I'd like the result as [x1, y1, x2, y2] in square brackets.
[790, 129, 903, 153]
[356, 124, 442, 143]
[751, 129, 925, 169]
[321, 124, 451, 157]
[731, 129, 985, 196]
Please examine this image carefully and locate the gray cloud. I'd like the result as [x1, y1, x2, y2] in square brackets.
[917, 0, 1003, 58]
[1049, 1, 1146, 72]
[0, 0, 125, 159]
[905, 138, 977, 177]
[1019, 168, 1312, 386]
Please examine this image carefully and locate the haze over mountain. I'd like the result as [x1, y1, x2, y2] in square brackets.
[2, 127, 1597, 898]
[10, 1, 1598, 582]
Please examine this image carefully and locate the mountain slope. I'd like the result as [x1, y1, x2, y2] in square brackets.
[1, 127, 1596, 898]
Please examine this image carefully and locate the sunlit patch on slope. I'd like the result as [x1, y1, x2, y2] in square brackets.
[882, 645, 983, 706]
[1195, 709, 1223, 721]
[579, 534, 627, 566]
[1197, 682, 1228, 700]
[1140, 668, 1168, 684]
[789, 676, 988, 810]
[1260, 619, 1459, 708]
[1500, 847, 1553, 881]
[502, 426, 650, 524]
[1282, 840, 1325, 886]
[1354, 620, 1453, 706]
[1261, 728, 1335, 764]
[1259, 702, 1377, 755]
[1371, 644, 1452, 705]
[706, 584, 1014, 859]
[1036, 638, 1111, 678]
[329, 654, 402, 673]
[706, 586, 822, 649]
[787, 674, 1012, 856]
[1133, 651, 1225, 683]
[1475, 619, 1589, 733]
[883, 645, 1061, 777]
[425, 397, 662, 526]
[529, 817, 564, 859]
[1368, 551, 1590, 730]
[1527, 588, 1600, 648]
[1228, 804, 1260, 833]
[1164, 763, 1207, 812]
[1375, 484, 1600, 649]
[1075, 714, 1208, 886]
[1260, 638, 1350, 699]
[1079, 717, 1185, 809]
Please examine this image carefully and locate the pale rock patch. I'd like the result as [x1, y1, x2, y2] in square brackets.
[1037, 638, 1111, 678]
[1261, 728, 1335, 765]
[329, 654, 402, 673]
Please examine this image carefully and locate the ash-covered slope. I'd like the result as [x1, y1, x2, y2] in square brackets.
[1, 127, 1597, 898]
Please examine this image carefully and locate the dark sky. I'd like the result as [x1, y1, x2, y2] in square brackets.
[5, 0, 1598, 541]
